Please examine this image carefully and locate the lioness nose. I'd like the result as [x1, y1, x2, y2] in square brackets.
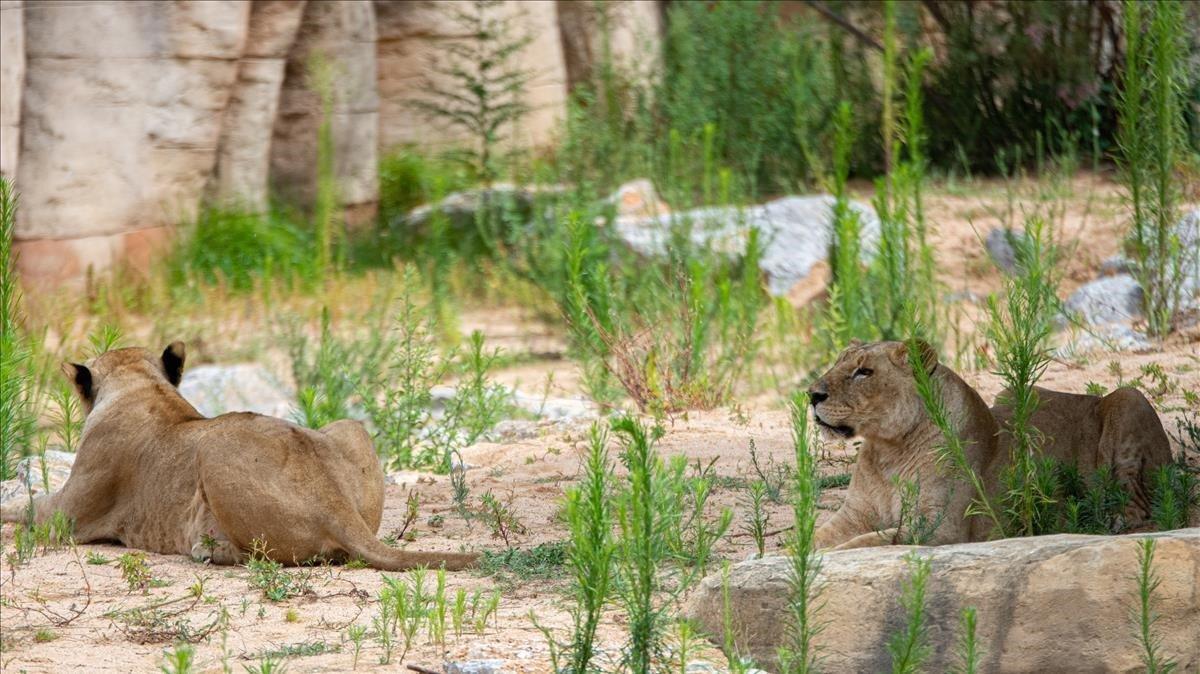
[808, 385, 828, 405]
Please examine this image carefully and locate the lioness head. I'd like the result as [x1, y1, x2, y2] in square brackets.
[63, 342, 186, 413]
[807, 340, 937, 441]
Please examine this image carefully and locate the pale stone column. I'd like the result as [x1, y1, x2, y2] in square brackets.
[556, 0, 662, 94]
[270, 0, 379, 225]
[14, 1, 249, 285]
[374, 0, 568, 153]
[211, 0, 308, 211]
[0, 0, 23, 180]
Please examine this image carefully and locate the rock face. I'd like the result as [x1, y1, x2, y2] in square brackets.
[375, 0, 568, 153]
[270, 0, 379, 223]
[178, 364, 295, 419]
[557, 0, 661, 91]
[683, 530, 1200, 673]
[14, 1, 250, 282]
[8, 1, 663, 284]
[0, 450, 76, 513]
[210, 0, 307, 211]
[613, 194, 881, 302]
[0, 0, 23, 180]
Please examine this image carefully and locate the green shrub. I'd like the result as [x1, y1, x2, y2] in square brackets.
[538, 424, 616, 674]
[168, 205, 312, 292]
[986, 216, 1061, 537]
[612, 416, 669, 673]
[1149, 461, 1199, 531]
[1132, 538, 1178, 673]
[545, 209, 766, 412]
[284, 306, 392, 429]
[0, 177, 37, 480]
[778, 392, 825, 674]
[888, 553, 933, 674]
[1117, 0, 1191, 337]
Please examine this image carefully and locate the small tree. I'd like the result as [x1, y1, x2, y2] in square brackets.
[1117, 0, 1189, 337]
[410, 0, 534, 186]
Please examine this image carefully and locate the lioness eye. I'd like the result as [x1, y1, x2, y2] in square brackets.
[853, 367, 873, 379]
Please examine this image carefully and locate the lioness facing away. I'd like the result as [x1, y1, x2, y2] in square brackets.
[0, 343, 478, 570]
[807, 340, 1171, 550]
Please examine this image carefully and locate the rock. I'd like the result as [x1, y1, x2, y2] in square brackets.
[613, 194, 881, 301]
[14, 1, 248, 285]
[209, 0, 306, 210]
[0, 0, 24, 180]
[609, 178, 671, 220]
[0, 450, 76, 510]
[683, 530, 1200, 672]
[984, 227, 1027, 273]
[270, 0, 378, 219]
[1056, 323, 1154, 358]
[1099, 255, 1133, 276]
[375, 0, 567, 152]
[509, 390, 597, 420]
[432, 384, 597, 422]
[1064, 274, 1143, 327]
[396, 184, 569, 240]
[445, 660, 509, 674]
[178, 364, 295, 419]
[557, 2, 662, 92]
[1178, 207, 1200, 299]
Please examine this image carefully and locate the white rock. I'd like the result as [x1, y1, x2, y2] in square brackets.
[1064, 274, 1143, 327]
[0, 450, 76, 510]
[445, 660, 509, 674]
[984, 227, 1026, 273]
[178, 363, 294, 419]
[612, 194, 880, 300]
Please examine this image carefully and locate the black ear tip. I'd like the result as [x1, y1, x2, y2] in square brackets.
[66, 362, 94, 402]
[162, 342, 186, 386]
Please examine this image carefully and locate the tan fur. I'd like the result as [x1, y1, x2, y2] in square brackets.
[807, 341, 1172, 550]
[0, 344, 477, 571]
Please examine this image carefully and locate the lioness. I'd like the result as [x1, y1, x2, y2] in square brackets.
[807, 340, 1171, 549]
[0, 343, 478, 570]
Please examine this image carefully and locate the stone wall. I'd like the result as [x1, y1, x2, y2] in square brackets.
[0, 0, 23, 180]
[5, 0, 661, 285]
[375, 0, 568, 153]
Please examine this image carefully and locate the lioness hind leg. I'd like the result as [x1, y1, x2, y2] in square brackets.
[1098, 388, 1173, 525]
[320, 419, 385, 532]
[186, 486, 242, 565]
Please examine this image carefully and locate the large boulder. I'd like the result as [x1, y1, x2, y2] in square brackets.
[178, 363, 295, 419]
[683, 530, 1200, 672]
[613, 194, 881, 302]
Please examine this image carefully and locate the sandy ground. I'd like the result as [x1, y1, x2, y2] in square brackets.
[2, 175, 1198, 672]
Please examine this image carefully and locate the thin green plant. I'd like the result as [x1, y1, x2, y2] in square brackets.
[778, 392, 824, 674]
[887, 553, 933, 674]
[1132, 538, 1177, 673]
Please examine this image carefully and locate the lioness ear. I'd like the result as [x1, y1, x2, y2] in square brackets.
[914, 339, 938, 373]
[162, 341, 186, 387]
[848, 338, 864, 348]
[889, 340, 938, 374]
[62, 362, 94, 407]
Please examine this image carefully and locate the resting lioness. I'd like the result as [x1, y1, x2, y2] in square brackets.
[807, 340, 1171, 549]
[0, 343, 477, 571]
